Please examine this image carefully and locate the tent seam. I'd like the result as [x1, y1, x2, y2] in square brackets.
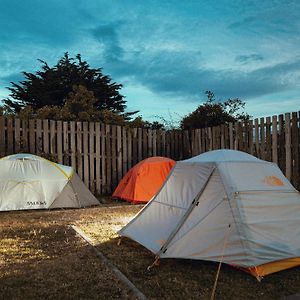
[218, 164, 250, 265]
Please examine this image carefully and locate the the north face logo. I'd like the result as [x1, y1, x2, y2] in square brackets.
[263, 176, 284, 186]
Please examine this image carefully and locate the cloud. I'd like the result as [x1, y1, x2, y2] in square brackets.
[101, 41, 300, 102]
[92, 22, 125, 61]
[235, 54, 264, 64]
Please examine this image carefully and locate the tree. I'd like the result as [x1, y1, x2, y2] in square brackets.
[17, 85, 127, 124]
[3, 53, 133, 117]
[181, 91, 250, 130]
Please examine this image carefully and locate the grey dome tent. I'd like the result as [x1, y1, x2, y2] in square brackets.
[0, 153, 99, 211]
[119, 149, 300, 278]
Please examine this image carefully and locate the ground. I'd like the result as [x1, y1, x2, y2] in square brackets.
[1, 202, 300, 299]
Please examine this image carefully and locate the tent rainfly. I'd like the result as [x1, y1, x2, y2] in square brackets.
[112, 156, 175, 204]
[119, 149, 300, 278]
[0, 153, 99, 211]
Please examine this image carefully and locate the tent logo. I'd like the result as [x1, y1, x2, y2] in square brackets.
[263, 176, 284, 186]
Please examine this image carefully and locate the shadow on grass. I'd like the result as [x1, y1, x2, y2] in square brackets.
[95, 237, 300, 300]
[0, 225, 133, 300]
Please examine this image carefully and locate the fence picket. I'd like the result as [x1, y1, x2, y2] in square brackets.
[285, 113, 291, 180]
[95, 122, 101, 195]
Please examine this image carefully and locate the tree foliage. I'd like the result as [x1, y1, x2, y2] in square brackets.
[4, 53, 129, 116]
[17, 85, 127, 124]
[128, 116, 165, 130]
[181, 91, 250, 130]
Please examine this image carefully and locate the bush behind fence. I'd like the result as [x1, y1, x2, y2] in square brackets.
[0, 111, 299, 194]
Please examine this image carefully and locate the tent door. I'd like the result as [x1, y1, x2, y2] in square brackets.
[157, 166, 216, 256]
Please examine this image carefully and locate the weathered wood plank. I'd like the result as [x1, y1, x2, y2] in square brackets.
[117, 126, 122, 183]
[152, 130, 157, 156]
[7, 118, 14, 154]
[142, 129, 147, 159]
[82, 122, 89, 188]
[89, 122, 95, 193]
[254, 119, 259, 157]
[285, 113, 291, 180]
[212, 127, 217, 150]
[14, 118, 21, 153]
[147, 129, 153, 157]
[132, 128, 138, 165]
[166, 131, 170, 157]
[278, 114, 285, 173]
[56, 121, 63, 163]
[50, 120, 56, 158]
[248, 120, 253, 155]
[260, 118, 265, 160]
[291, 112, 299, 188]
[229, 123, 233, 149]
[101, 123, 106, 194]
[272, 115, 278, 164]
[122, 127, 128, 177]
[127, 128, 132, 169]
[156, 130, 162, 157]
[224, 124, 229, 149]
[43, 120, 49, 154]
[265, 117, 271, 161]
[76, 122, 83, 180]
[138, 128, 142, 161]
[106, 124, 112, 193]
[161, 131, 166, 157]
[95, 122, 101, 195]
[70, 121, 76, 169]
[36, 119, 42, 155]
[111, 125, 117, 190]
[62, 121, 69, 165]
[0, 117, 5, 156]
[234, 123, 238, 150]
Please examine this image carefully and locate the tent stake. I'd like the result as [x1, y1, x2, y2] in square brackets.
[147, 256, 160, 271]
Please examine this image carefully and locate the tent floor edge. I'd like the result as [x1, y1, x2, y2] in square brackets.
[241, 257, 300, 278]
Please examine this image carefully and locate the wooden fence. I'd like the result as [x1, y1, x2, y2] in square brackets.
[0, 111, 299, 194]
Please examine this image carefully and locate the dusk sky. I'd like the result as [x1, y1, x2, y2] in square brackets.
[1, 0, 299, 122]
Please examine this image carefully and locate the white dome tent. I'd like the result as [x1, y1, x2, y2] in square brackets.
[119, 149, 300, 278]
[0, 153, 99, 211]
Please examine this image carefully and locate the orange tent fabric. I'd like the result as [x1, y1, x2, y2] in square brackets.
[112, 157, 175, 204]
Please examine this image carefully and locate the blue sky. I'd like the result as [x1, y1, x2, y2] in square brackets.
[0, 0, 299, 122]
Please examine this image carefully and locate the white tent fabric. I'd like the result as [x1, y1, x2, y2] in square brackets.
[119, 149, 300, 269]
[0, 153, 99, 211]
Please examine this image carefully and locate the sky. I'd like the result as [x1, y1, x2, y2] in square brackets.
[0, 0, 300, 123]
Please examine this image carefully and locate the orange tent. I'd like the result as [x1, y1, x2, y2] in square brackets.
[112, 157, 175, 204]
